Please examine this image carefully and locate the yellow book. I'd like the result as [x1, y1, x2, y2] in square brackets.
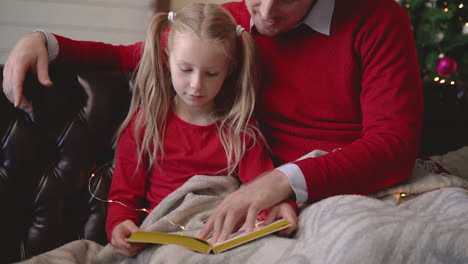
[126, 219, 291, 254]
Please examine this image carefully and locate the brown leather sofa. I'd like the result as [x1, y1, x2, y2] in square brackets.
[1, 64, 467, 263]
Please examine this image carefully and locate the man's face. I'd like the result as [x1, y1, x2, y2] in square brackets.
[246, 0, 315, 37]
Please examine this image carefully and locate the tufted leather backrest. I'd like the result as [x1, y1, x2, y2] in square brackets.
[0, 65, 132, 262]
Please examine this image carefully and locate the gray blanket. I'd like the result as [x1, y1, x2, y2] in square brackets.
[18, 147, 468, 264]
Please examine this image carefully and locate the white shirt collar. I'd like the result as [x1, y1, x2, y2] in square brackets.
[250, 0, 335, 36]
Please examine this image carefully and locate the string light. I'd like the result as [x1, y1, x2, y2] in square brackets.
[434, 77, 440, 82]
[88, 162, 203, 234]
[459, 4, 464, 8]
[440, 79, 446, 84]
[450, 81, 455, 85]
[88, 162, 150, 214]
[405, 3, 410, 8]
[443, 7, 449, 12]
[400, 193, 408, 197]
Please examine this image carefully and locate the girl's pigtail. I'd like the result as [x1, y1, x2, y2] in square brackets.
[236, 29, 270, 155]
[220, 28, 263, 176]
[115, 12, 172, 172]
[237, 29, 258, 128]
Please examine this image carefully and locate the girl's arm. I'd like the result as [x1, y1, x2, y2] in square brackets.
[106, 114, 148, 242]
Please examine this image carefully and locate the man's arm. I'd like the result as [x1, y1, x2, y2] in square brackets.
[53, 34, 143, 71]
[293, 3, 423, 201]
[2, 31, 143, 112]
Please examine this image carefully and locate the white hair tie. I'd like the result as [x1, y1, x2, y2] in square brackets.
[236, 25, 245, 37]
[168, 11, 175, 22]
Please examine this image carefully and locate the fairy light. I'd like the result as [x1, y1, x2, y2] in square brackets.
[405, 3, 410, 8]
[88, 162, 150, 214]
[434, 77, 440, 82]
[443, 7, 449, 12]
[88, 162, 197, 233]
[459, 4, 464, 8]
[440, 79, 446, 84]
[400, 193, 408, 197]
[450, 81, 455, 85]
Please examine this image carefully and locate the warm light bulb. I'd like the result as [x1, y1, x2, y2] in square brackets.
[405, 3, 410, 8]
[443, 7, 449, 12]
[450, 81, 455, 85]
[91, 173, 95, 177]
[439, 53, 445, 59]
[400, 193, 407, 197]
[459, 4, 464, 8]
[440, 79, 446, 84]
[434, 77, 440, 82]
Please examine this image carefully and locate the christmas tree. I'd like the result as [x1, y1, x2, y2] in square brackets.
[397, 0, 468, 155]
[398, 0, 468, 85]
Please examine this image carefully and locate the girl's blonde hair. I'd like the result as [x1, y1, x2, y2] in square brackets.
[116, 3, 265, 176]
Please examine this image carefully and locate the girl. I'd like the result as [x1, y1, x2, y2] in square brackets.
[107, 3, 297, 257]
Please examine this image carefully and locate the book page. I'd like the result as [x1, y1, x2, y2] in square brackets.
[212, 219, 290, 247]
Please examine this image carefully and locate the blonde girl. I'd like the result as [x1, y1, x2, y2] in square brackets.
[107, 3, 297, 257]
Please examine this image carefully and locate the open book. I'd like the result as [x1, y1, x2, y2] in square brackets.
[126, 219, 290, 254]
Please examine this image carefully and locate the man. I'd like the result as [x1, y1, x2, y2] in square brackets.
[2, 0, 423, 245]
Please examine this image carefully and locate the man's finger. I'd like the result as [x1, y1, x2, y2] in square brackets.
[217, 212, 238, 242]
[199, 216, 214, 239]
[36, 54, 53, 87]
[17, 96, 33, 113]
[262, 207, 278, 226]
[210, 212, 225, 243]
[244, 206, 259, 234]
[9, 66, 26, 108]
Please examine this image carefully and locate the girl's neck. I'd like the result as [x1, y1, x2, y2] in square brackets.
[172, 96, 216, 126]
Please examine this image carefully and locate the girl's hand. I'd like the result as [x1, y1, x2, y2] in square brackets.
[260, 202, 298, 236]
[111, 220, 146, 257]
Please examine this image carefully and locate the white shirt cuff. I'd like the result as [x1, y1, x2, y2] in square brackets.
[276, 163, 308, 204]
[33, 29, 59, 62]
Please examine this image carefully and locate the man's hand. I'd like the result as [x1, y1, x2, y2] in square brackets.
[199, 169, 294, 243]
[2, 32, 53, 113]
[111, 220, 146, 257]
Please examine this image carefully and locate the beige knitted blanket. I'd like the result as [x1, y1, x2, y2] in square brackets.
[18, 147, 468, 264]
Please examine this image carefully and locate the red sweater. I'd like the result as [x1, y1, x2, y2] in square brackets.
[54, 0, 423, 201]
[107, 109, 273, 240]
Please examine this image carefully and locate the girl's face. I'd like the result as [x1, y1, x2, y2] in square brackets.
[169, 32, 230, 114]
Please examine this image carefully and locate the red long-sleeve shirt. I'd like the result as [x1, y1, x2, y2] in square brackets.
[54, 0, 422, 202]
[107, 109, 273, 240]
